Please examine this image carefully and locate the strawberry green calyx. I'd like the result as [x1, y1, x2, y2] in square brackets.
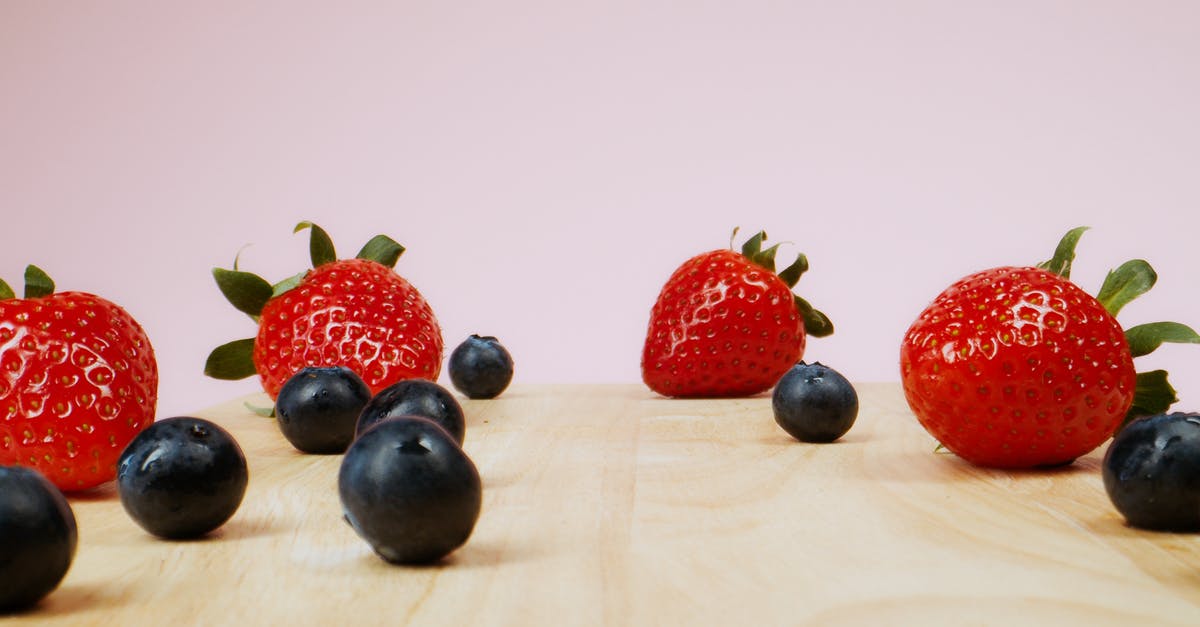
[24, 265, 55, 298]
[1126, 322, 1200, 357]
[1036, 226, 1089, 279]
[296, 221, 337, 268]
[1038, 227, 1200, 427]
[212, 268, 272, 321]
[1129, 371, 1177, 423]
[1097, 260, 1157, 318]
[205, 221, 410, 382]
[205, 338, 256, 380]
[294, 221, 405, 271]
[0, 265, 58, 300]
[734, 229, 833, 338]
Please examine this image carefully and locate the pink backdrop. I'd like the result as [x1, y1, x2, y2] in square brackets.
[2, 2, 1198, 416]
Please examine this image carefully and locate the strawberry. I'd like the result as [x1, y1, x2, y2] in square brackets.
[0, 266, 158, 491]
[206, 222, 443, 400]
[641, 230, 833, 397]
[900, 227, 1199, 468]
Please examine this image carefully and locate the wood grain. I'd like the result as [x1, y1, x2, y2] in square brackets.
[9, 384, 1199, 625]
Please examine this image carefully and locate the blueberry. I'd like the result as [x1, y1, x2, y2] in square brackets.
[1102, 412, 1200, 531]
[275, 366, 372, 454]
[0, 467, 77, 612]
[339, 416, 482, 564]
[448, 335, 514, 399]
[117, 417, 249, 539]
[771, 362, 859, 443]
[355, 379, 465, 444]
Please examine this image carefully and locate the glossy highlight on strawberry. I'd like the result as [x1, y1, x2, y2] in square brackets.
[0, 266, 158, 491]
[206, 222, 443, 400]
[641, 230, 832, 398]
[900, 227, 1199, 469]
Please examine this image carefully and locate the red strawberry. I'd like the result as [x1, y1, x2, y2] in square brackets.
[0, 266, 158, 491]
[206, 222, 443, 400]
[900, 227, 1199, 468]
[641, 230, 833, 397]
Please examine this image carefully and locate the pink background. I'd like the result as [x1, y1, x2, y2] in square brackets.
[2, 2, 1198, 416]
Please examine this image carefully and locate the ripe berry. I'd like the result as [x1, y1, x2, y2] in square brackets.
[117, 417, 248, 539]
[0, 466, 77, 612]
[339, 416, 482, 564]
[207, 222, 443, 400]
[0, 265, 158, 491]
[448, 335, 514, 399]
[275, 366, 371, 454]
[1103, 412, 1200, 531]
[772, 362, 859, 443]
[900, 227, 1198, 468]
[641, 230, 832, 398]
[355, 379, 465, 444]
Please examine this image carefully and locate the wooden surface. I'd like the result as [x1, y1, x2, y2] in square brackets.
[12, 384, 1200, 625]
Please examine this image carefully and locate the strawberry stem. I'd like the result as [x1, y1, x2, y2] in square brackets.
[0, 279, 13, 300]
[23, 265, 54, 298]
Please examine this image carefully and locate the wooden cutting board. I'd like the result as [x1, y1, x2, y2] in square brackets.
[9, 384, 1199, 625]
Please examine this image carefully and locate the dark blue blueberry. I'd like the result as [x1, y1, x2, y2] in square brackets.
[448, 335, 514, 400]
[1103, 412, 1200, 531]
[339, 416, 482, 564]
[355, 379, 465, 444]
[117, 417, 249, 539]
[0, 466, 76, 612]
[771, 362, 858, 443]
[275, 366, 372, 454]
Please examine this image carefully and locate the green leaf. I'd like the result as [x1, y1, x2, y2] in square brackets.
[244, 401, 275, 418]
[1124, 369, 1178, 429]
[740, 231, 766, 259]
[1096, 259, 1157, 317]
[751, 243, 781, 273]
[23, 265, 54, 298]
[1036, 226, 1089, 279]
[0, 279, 13, 300]
[777, 254, 809, 288]
[272, 271, 307, 297]
[356, 235, 406, 268]
[295, 221, 337, 268]
[1125, 322, 1200, 358]
[794, 295, 834, 338]
[204, 338, 258, 380]
[212, 268, 273, 319]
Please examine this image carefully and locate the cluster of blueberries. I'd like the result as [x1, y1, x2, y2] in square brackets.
[0, 334, 513, 612]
